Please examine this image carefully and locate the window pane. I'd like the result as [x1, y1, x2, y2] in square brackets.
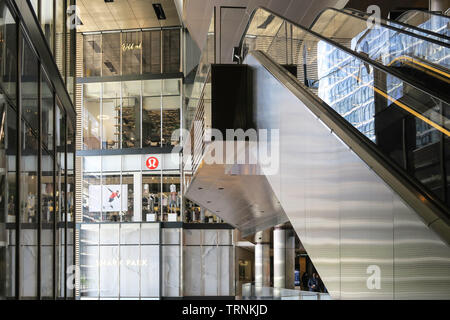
[163, 29, 180, 73]
[84, 34, 102, 77]
[102, 174, 122, 222]
[162, 173, 180, 217]
[122, 175, 134, 222]
[142, 30, 160, 74]
[142, 172, 161, 221]
[79, 225, 99, 298]
[55, 0, 64, 76]
[122, 81, 141, 148]
[40, 0, 54, 53]
[162, 94, 180, 147]
[83, 83, 101, 150]
[22, 38, 38, 132]
[122, 31, 141, 75]
[41, 147, 53, 298]
[102, 32, 120, 76]
[56, 103, 65, 298]
[0, 4, 17, 103]
[67, 121, 75, 222]
[0, 102, 16, 298]
[20, 121, 38, 298]
[41, 72, 54, 152]
[83, 172, 102, 222]
[102, 82, 121, 149]
[142, 80, 161, 147]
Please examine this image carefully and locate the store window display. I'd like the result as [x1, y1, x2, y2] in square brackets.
[82, 154, 182, 222]
[82, 79, 181, 150]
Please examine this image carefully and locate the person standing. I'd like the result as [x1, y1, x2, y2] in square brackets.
[301, 272, 309, 291]
[308, 273, 320, 292]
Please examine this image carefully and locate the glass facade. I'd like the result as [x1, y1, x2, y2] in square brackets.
[82, 79, 181, 150]
[0, 0, 76, 299]
[82, 154, 181, 223]
[31, 0, 76, 103]
[83, 29, 181, 78]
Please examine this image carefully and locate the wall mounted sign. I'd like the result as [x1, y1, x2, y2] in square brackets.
[146, 156, 159, 170]
[122, 42, 142, 52]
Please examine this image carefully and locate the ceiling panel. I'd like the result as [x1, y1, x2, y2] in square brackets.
[78, 0, 181, 33]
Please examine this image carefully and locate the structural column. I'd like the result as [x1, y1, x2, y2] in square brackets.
[274, 224, 296, 289]
[200, 206, 205, 223]
[254, 229, 271, 296]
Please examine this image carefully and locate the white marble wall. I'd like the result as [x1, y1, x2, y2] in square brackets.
[182, 229, 234, 296]
[78, 224, 233, 299]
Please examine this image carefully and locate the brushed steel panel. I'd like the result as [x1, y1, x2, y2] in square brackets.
[244, 52, 450, 299]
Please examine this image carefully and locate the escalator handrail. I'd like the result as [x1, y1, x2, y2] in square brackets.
[249, 50, 450, 243]
[238, 6, 450, 106]
[342, 7, 450, 43]
[387, 55, 450, 82]
[396, 9, 450, 22]
[308, 7, 450, 49]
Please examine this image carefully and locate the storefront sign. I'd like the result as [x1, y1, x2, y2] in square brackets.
[122, 42, 142, 51]
[146, 156, 159, 170]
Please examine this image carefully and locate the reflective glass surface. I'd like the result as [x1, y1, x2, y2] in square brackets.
[311, 9, 450, 70]
[397, 10, 450, 38]
[241, 8, 450, 206]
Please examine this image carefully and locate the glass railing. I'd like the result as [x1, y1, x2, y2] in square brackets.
[240, 283, 331, 300]
[240, 7, 450, 207]
[342, 8, 450, 44]
[396, 10, 450, 38]
[182, 15, 214, 191]
[310, 8, 450, 71]
[184, 17, 215, 138]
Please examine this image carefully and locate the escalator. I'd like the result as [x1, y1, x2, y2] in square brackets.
[309, 8, 450, 75]
[396, 9, 450, 38]
[184, 7, 450, 299]
[342, 8, 450, 43]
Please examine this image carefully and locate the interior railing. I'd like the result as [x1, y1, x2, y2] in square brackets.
[396, 9, 450, 39]
[240, 283, 331, 300]
[342, 7, 450, 43]
[309, 8, 450, 71]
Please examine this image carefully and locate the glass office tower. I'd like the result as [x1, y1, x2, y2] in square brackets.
[0, 0, 76, 299]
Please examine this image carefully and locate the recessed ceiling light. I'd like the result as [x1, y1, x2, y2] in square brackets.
[152, 3, 166, 20]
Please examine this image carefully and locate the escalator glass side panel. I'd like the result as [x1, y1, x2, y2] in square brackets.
[341, 8, 450, 44]
[397, 10, 450, 38]
[309, 8, 450, 71]
[242, 8, 450, 207]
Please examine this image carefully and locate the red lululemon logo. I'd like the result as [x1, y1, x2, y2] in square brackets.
[146, 157, 159, 170]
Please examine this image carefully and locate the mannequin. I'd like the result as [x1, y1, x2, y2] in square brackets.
[27, 192, 36, 223]
[169, 183, 177, 213]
